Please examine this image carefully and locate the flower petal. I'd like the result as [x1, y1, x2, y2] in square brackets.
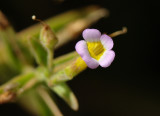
[99, 50, 115, 68]
[75, 40, 89, 57]
[75, 40, 99, 69]
[82, 29, 101, 42]
[83, 56, 99, 69]
[100, 34, 113, 50]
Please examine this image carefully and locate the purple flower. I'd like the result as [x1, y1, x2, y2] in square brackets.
[75, 29, 115, 69]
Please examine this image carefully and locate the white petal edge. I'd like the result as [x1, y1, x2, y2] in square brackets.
[100, 34, 114, 50]
[82, 29, 101, 42]
[99, 50, 115, 68]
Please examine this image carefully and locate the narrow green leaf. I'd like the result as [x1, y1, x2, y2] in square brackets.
[27, 36, 47, 66]
[19, 87, 54, 116]
[0, 28, 21, 72]
[53, 51, 79, 73]
[0, 11, 28, 69]
[52, 82, 79, 111]
[37, 86, 63, 116]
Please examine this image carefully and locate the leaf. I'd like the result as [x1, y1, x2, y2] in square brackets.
[27, 36, 47, 66]
[19, 87, 55, 116]
[37, 86, 63, 116]
[52, 82, 79, 111]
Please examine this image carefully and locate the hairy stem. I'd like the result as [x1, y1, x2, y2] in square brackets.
[0, 72, 35, 103]
[47, 49, 53, 71]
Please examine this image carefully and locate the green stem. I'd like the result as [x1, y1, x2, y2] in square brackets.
[47, 49, 53, 72]
[0, 72, 35, 94]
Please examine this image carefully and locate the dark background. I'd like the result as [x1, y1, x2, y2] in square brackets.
[0, 0, 160, 116]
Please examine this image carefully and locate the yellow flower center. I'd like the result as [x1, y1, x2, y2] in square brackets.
[87, 42, 105, 60]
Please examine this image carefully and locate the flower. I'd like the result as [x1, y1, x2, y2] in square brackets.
[75, 29, 115, 69]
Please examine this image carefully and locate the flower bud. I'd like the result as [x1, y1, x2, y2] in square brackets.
[40, 25, 58, 50]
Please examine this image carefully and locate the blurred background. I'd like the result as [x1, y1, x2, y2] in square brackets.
[0, 0, 160, 116]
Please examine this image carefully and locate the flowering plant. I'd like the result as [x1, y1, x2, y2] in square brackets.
[0, 5, 126, 116]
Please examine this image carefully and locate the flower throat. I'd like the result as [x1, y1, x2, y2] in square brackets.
[87, 42, 105, 60]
